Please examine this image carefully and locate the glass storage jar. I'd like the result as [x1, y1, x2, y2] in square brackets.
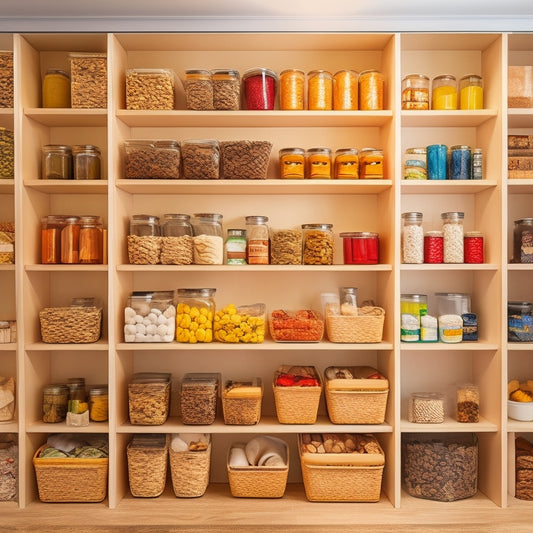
[359, 69, 384, 110]
[307, 70, 333, 110]
[162, 213, 193, 237]
[302, 223, 334, 265]
[184, 69, 213, 110]
[456, 383, 479, 423]
[408, 392, 445, 423]
[78, 215, 103, 264]
[508, 301, 533, 342]
[279, 147, 305, 179]
[42, 68, 70, 108]
[435, 292, 471, 316]
[426, 144, 447, 180]
[41, 214, 67, 264]
[212, 69, 240, 110]
[424, 230, 443, 264]
[191, 213, 224, 264]
[339, 231, 379, 265]
[72, 144, 101, 180]
[41, 144, 72, 180]
[441, 211, 464, 263]
[160, 214, 193, 265]
[464, 231, 484, 263]
[130, 214, 160, 237]
[334, 148, 359, 179]
[459, 74, 483, 110]
[339, 287, 358, 315]
[449, 145, 471, 180]
[359, 148, 384, 179]
[181, 139, 220, 179]
[513, 218, 533, 263]
[401, 74, 430, 110]
[225, 228, 247, 264]
[42, 384, 69, 423]
[306, 147, 332, 179]
[123, 139, 154, 179]
[153, 140, 180, 179]
[279, 69, 305, 110]
[432, 74, 457, 110]
[124, 290, 176, 343]
[401, 212, 424, 264]
[180, 372, 221, 424]
[403, 147, 427, 180]
[400, 293, 428, 342]
[245, 216, 270, 265]
[333, 69, 358, 110]
[89, 385, 108, 422]
[60, 216, 81, 264]
[242, 67, 277, 110]
[176, 288, 216, 343]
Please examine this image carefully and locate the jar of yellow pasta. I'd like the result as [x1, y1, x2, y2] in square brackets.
[176, 288, 216, 343]
[333, 69, 358, 110]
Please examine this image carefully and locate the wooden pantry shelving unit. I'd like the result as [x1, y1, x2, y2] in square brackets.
[1, 29, 533, 528]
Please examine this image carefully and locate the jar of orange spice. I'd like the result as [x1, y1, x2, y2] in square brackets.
[333, 69, 358, 110]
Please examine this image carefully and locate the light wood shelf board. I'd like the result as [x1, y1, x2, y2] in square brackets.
[401, 180, 498, 194]
[24, 107, 107, 127]
[401, 109, 497, 127]
[24, 179, 108, 194]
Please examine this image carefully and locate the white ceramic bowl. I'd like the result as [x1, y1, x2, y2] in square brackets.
[508, 399, 533, 421]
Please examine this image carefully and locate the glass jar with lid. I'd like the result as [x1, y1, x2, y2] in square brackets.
[359, 148, 384, 179]
[161, 214, 193, 237]
[72, 144, 101, 180]
[441, 211, 464, 263]
[307, 70, 333, 110]
[401, 74, 430, 110]
[339, 287, 358, 315]
[306, 147, 332, 179]
[279, 147, 305, 179]
[339, 231, 379, 264]
[191, 213, 224, 265]
[459, 74, 483, 110]
[242, 67, 277, 110]
[212, 69, 240, 110]
[424, 230, 443, 264]
[89, 385, 108, 422]
[512, 218, 533, 263]
[431, 74, 457, 110]
[42, 68, 70, 108]
[456, 383, 479, 423]
[160, 214, 193, 265]
[42, 144, 72, 180]
[302, 223, 334, 265]
[41, 214, 67, 264]
[508, 301, 533, 342]
[42, 384, 69, 423]
[449, 145, 472, 180]
[359, 69, 384, 110]
[128, 215, 161, 264]
[403, 147, 427, 180]
[78, 215, 103, 264]
[334, 148, 359, 179]
[246, 215, 270, 265]
[181, 372, 221, 424]
[279, 69, 305, 110]
[124, 290, 176, 343]
[408, 392, 445, 423]
[60, 216, 81, 264]
[176, 288, 216, 343]
[333, 69, 358, 110]
[401, 212, 424, 264]
[184, 69, 213, 110]
[153, 140, 180, 179]
[181, 139, 220, 179]
[130, 214, 160, 237]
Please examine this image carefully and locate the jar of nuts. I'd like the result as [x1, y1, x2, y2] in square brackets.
[457, 383, 479, 423]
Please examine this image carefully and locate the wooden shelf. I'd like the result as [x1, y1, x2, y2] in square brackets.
[401, 416, 498, 433]
[24, 179, 108, 194]
[24, 107, 107, 127]
[401, 109, 498, 127]
[401, 180, 498, 194]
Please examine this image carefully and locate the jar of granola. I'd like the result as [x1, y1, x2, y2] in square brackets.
[302, 223, 334, 265]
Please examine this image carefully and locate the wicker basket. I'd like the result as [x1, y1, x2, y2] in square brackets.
[227, 442, 289, 498]
[326, 306, 385, 343]
[127, 436, 168, 498]
[39, 306, 102, 344]
[273, 366, 322, 424]
[299, 435, 384, 502]
[33, 444, 108, 502]
[169, 441, 211, 498]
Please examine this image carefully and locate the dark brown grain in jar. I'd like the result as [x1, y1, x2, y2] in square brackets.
[72, 144, 101, 180]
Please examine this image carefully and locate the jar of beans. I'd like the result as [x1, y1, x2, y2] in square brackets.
[464, 231, 484, 263]
[401, 212, 424, 264]
[441, 211, 464, 263]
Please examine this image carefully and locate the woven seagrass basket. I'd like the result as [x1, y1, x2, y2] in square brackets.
[33, 444, 108, 503]
[39, 306, 102, 344]
[127, 438, 168, 498]
[169, 441, 211, 498]
[326, 306, 385, 343]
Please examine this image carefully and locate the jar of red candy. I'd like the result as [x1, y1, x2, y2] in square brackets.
[339, 231, 379, 264]
[464, 231, 484, 263]
[242, 67, 277, 110]
[424, 230, 443, 263]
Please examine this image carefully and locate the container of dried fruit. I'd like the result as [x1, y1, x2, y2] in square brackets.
[180, 372, 220, 425]
[324, 366, 388, 424]
[128, 372, 171, 425]
[222, 378, 263, 425]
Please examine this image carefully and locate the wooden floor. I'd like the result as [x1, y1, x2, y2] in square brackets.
[4, 484, 533, 532]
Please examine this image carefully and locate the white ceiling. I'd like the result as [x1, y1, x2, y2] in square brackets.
[2, 0, 533, 32]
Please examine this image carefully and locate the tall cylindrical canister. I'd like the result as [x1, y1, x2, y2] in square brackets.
[279, 69, 305, 110]
[441, 211, 464, 263]
[245, 215, 270, 265]
[427, 144, 447, 180]
[459, 74, 483, 110]
[400, 294, 428, 342]
[401, 74, 430, 110]
[401, 212, 424, 264]
[449, 145, 472, 180]
[333, 69, 358, 110]
[307, 70, 333, 110]
[359, 69, 384, 110]
[432, 74, 457, 110]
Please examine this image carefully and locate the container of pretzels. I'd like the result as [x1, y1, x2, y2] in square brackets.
[299, 432, 385, 502]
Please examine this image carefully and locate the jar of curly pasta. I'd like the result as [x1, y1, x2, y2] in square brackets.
[307, 70, 333, 110]
[359, 69, 384, 110]
[302, 223, 334, 265]
[279, 69, 305, 110]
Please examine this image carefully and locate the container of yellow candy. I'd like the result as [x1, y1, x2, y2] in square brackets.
[176, 288, 216, 343]
[214, 303, 266, 343]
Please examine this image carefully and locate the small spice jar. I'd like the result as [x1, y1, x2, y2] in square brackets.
[401, 74, 430, 110]
[78, 215, 103, 264]
[41, 144, 72, 180]
[401, 212, 424, 264]
[306, 147, 332, 179]
[212, 69, 240, 110]
[279, 147, 305, 179]
[339, 231, 379, 264]
[245, 215, 270, 265]
[403, 147, 427, 180]
[72, 144, 101, 180]
[242, 67, 277, 110]
[512, 218, 533, 263]
[359, 69, 384, 110]
[464, 231, 484, 263]
[89, 385, 108, 422]
[225, 228, 247, 264]
[279, 69, 305, 110]
[456, 383, 480, 423]
[176, 288, 216, 343]
[307, 70, 333, 110]
[359, 148, 384, 179]
[339, 287, 358, 314]
[334, 148, 359, 179]
[424, 230, 444, 264]
[449, 145, 472, 180]
[42, 68, 70, 108]
[432, 74, 457, 110]
[426, 144, 447, 180]
[333, 69, 358, 110]
[441, 211, 464, 263]
[42, 384, 69, 423]
[302, 223, 334, 265]
[459, 74, 483, 110]
[408, 392, 445, 423]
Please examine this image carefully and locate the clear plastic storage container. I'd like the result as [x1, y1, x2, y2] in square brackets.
[176, 288, 216, 343]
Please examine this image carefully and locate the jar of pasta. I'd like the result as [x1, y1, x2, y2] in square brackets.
[359, 148, 384, 179]
[176, 288, 216, 343]
[359, 69, 384, 110]
[306, 147, 332, 179]
[307, 70, 333, 110]
[279, 147, 305, 179]
[302, 223, 334, 265]
[334, 148, 359, 179]
[333, 69, 358, 110]
[279, 69, 305, 110]
[432, 74, 457, 110]
[401, 74, 430, 110]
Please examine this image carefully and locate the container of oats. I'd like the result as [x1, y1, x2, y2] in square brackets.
[180, 372, 221, 425]
[69, 52, 107, 109]
[126, 68, 176, 110]
[222, 378, 263, 425]
[128, 372, 171, 425]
